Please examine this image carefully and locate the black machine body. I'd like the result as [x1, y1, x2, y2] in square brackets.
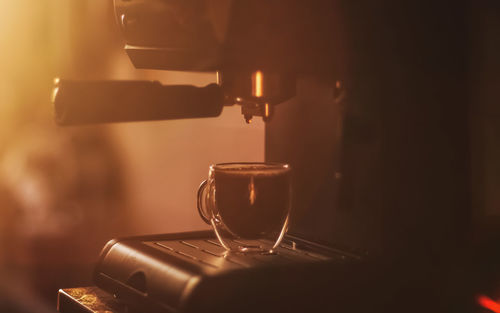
[54, 0, 500, 312]
[93, 231, 366, 313]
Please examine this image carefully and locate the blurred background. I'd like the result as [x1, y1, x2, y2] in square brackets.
[0, 1, 263, 311]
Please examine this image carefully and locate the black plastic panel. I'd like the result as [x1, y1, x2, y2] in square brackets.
[93, 231, 361, 313]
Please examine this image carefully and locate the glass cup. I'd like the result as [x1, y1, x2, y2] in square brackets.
[197, 162, 291, 254]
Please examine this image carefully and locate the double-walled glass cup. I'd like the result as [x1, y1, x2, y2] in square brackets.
[197, 163, 291, 253]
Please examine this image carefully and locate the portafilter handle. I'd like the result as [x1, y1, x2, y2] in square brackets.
[52, 79, 224, 125]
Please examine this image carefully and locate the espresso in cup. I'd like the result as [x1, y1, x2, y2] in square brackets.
[198, 163, 291, 253]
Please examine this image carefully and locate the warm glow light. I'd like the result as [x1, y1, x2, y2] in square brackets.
[478, 295, 500, 313]
[51, 86, 59, 104]
[252, 70, 263, 98]
[248, 176, 256, 205]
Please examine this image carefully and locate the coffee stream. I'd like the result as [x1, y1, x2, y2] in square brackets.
[214, 170, 290, 239]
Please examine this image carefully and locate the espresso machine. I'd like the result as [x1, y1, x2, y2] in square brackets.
[53, 1, 500, 312]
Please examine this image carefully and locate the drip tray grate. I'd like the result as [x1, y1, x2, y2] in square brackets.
[145, 237, 339, 271]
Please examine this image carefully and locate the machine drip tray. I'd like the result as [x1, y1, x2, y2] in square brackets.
[147, 237, 336, 269]
[93, 231, 362, 313]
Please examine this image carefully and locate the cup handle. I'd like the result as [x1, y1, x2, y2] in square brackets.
[197, 180, 211, 225]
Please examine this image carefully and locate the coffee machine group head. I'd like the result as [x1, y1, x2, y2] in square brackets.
[53, 0, 344, 125]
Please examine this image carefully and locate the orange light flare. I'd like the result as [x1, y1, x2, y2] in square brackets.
[264, 103, 270, 118]
[252, 70, 263, 98]
[478, 295, 500, 313]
